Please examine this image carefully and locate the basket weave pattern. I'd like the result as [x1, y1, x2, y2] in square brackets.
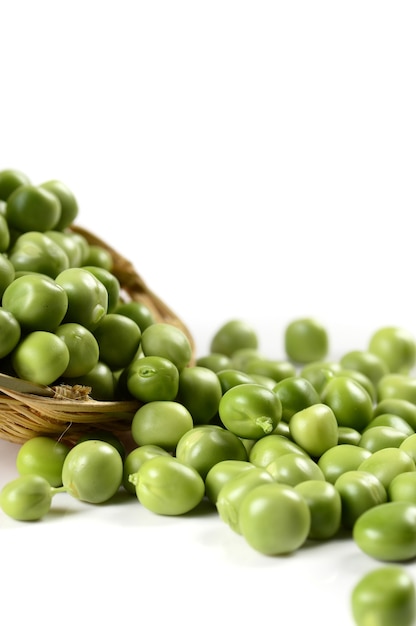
[0, 225, 194, 445]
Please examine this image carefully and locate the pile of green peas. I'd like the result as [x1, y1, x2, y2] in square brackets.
[3, 170, 416, 624]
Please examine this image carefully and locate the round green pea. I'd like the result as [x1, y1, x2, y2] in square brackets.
[130, 455, 205, 515]
[75, 360, 115, 401]
[176, 366, 223, 425]
[359, 426, 408, 453]
[204, 460, 256, 505]
[216, 368, 255, 394]
[140, 322, 192, 371]
[55, 322, 100, 378]
[210, 319, 258, 358]
[353, 501, 416, 561]
[248, 433, 307, 468]
[400, 434, 416, 464]
[294, 480, 342, 540]
[317, 444, 372, 484]
[243, 357, 296, 383]
[16, 436, 71, 487]
[388, 471, 416, 504]
[12, 330, 70, 386]
[351, 566, 416, 626]
[377, 373, 416, 405]
[0, 168, 31, 200]
[369, 326, 416, 374]
[321, 375, 373, 431]
[45, 230, 84, 267]
[334, 470, 387, 529]
[0, 307, 21, 358]
[239, 482, 311, 555]
[122, 445, 170, 494]
[340, 349, 389, 387]
[0, 474, 53, 521]
[56, 267, 108, 330]
[9, 232, 69, 278]
[0, 254, 15, 299]
[364, 413, 414, 437]
[289, 403, 339, 458]
[131, 401, 194, 451]
[82, 266, 120, 313]
[218, 383, 282, 439]
[266, 452, 325, 486]
[39, 179, 79, 230]
[196, 353, 232, 373]
[337, 427, 362, 445]
[115, 300, 155, 332]
[93, 313, 141, 370]
[273, 376, 320, 422]
[374, 398, 416, 431]
[6, 184, 61, 232]
[127, 355, 179, 402]
[299, 361, 338, 395]
[284, 317, 328, 364]
[358, 447, 416, 490]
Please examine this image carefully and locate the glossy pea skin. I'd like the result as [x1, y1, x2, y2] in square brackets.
[16, 436, 71, 487]
[175, 424, 248, 480]
[321, 375, 373, 431]
[74, 360, 116, 401]
[82, 266, 120, 313]
[176, 366, 223, 425]
[140, 322, 192, 372]
[114, 300, 155, 332]
[216, 368, 255, 394]
[216, 467, 274, 533]
[358, 447, 416, 490]
[45, 230, 83, 267]
[0, 474, 53, 521]
[400, 434, 416, 464]
[6, 184, 61, 232]
[218, 383, 282, 439]
[340, 349, 390, 387]
[266, 452, 325, 486]
[122, 445, 171, 494]
[93, 313, 141, 370]
[353, 501, 416, 561]
[284, 317, 328, 364]
[12, 330, 70, 386]
[204, 460, 256, 505]
[0, 254, 15, 299]
[55, 267, 108, 331]
[374, 398, 416, 431]
[369, 326, 416, 374]
[289, 403, 339, 458]
[55, 322, 100, 377]
[364, 413, 414, 437]
[334, 470, 387, 529]
[351, 566, 416, 626]
[39, 179, 79, 230]
[130, 455, 205, 515]
[209, 319, 258, 358]
[272, 376, 320, 422]
[317, 444, 372, 484]
[248, 433, 307, 468]
[131, 401, 194, 451]
[2, 273, 68, 332]
[0, 168, 31, 200]
[359, 426, 408, 453]
[377, 373, 416, 405]
[388, 471, 416, 504]
[82, 245, 113, 271]
[299, 361, 338, 395]
[294, 480, 342, 540]
[337, 427, 362, 446]
[9, 232, 69, 278]
[196, 353, 232, 374]
[127, 355, 179, 402]
[336, 368, 377, 404]
[243, 357, 296, 384]
[239, 482, 311, 555]
[0, 307, 21, 358]
[62, 440, 123, 503]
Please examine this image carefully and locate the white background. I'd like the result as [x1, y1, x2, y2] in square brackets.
[1, 2, 416, 625]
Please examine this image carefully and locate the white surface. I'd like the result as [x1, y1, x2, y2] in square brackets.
[1, 2, 416, 625]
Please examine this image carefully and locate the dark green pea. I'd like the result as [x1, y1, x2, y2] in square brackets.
[94, 313, 141, 370]
[273, 376, 320, 422]
[321, 375, 373, 431]
[115, 300, 155, 332]
[334, 470, 387, 529]
[39, 179, 79, 230]
[294, 479, 342, 540]
[0, 254, 15, 298]
[0, 168, 31, 200]
[74, 360, 116, 401]
[353, 501, 416, 561]
[335, 368, 377, 403]
[0, 307, 21, 358]
[218, 383, 282, 439]
[0, 214, 10, 252]
[243, 357, 296, 383]
[176, 365, 223, 425]
[6, 184, 61, 232]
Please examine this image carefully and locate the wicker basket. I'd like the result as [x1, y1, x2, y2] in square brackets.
[0, 224, 194, 446]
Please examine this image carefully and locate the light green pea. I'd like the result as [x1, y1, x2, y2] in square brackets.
[374, 398, 416, 431]
[400, 434, 416, 464]
[340, 349, 390, 387]
[0, 474, 54, 521]
[289, 403, 339, 458]
[359, 426, 408, 453]
[294, 479, 342, 540]
[337, 427, 362, 445]
[284, 317, 329, 364]
[388, 471, 416, 504]
[358, 447, 416, 490]
[318, 444, 372, 484]
[368, 326, 416, 374]
[122, 445, 171, 494]
[364, 413, 414, 437]
[248, 434, 307, 468]
[272, 376, 320, 422]
[210, 319, 258, 358]
[204, 460, 256, 505]
[243, 357, 296, 383]
[377, 373, 416, 405]
[266, 452, 325, 486]
[321, 375, 373, 432]
[334, 470, 387, 529]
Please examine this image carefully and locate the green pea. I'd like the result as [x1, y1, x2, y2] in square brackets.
[321, 375, 373, 431]
[55, 322, 100, 378]
[0, 474, 54, 521]
[289, 403, 339, 458]
[353, 501, 416, 561]
[230, 347, 261, 371]
[351, 566, 416, 626]
[284, 317, 328, 364]
[218, 383, 282, 439]
[0, 168, 31, 201]
[337, 427, 362, 445]
[294, 480, 342, 540]
[0, 214, 10, 252]
[317, 444, 372, 484]
[216, 467, 274, 533]
[377, 373, 416, 405]
[9, 231, 69, 278]
[336, 368, 377, 403]
[239, 482, 311, 555]
[369, 326, 416, 374]
[249, 433, 307, 468]
[359, 426, 408, 453]
[334, 470, 387, 529]
[131, 401, 193, 451]
[210, 319, 258, 357]
[82, 266, 120, 313]
[6, 184, 61, 232]
[340, 349, 389, 387]
[140, 322, 192, 371]
[77, 430, 126, 461]
[196, 353, 232, 373]
[16, 436, 71, 487]
[400, 434, 416, 464]
[175, 424, 248, 480]
[216, 368, 255, 394]
[74, 360, 116, 401]
[12, 330, 70, 386]
[82, 244, 113, 271]
[129, 455, 205, 515]
[93, 313, 141, 370]
[204, 460, 256, 505]
[266, 452, 325, 486]
[62, 440, 123, 503]
[364, 413, 414, 437]
[127, 355, 179, 402]
[273, 376, 320, 422]
[0, 307, 21, 358]
[0, 254, 15, 298]
[122, 445, 171, 494]
[39, 179, 79, 230]
[176, 366, 223, 425]
[299, 361, 339, 395]
[388, 472, 416, 504]
[55, 267, 108, 330]
[358, 447, 416, 490]
[374, 398, 416, 431]
[243, 357, 296, 383]
[115, 300, 155, 332]
[44, 230, 84, 267]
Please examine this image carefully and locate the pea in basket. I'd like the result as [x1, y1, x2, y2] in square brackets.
[0, 173, 194, 445]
